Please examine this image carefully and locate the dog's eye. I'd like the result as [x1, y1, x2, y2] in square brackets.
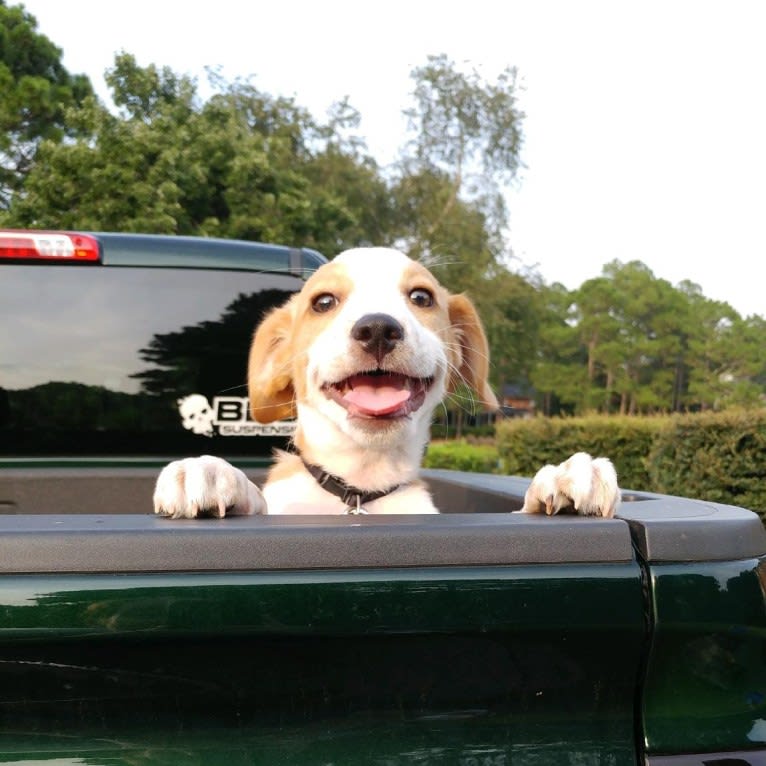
[312, 293, 338, 313]
[409, 288, 434, 308]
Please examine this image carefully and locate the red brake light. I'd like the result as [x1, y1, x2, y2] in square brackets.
[0, 230, 100, 261]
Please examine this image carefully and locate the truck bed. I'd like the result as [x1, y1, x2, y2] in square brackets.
[0, 468, 763, 766]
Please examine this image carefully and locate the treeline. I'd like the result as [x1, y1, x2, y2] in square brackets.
[2, 2, 764, 415]
[531, 263, 766, 414]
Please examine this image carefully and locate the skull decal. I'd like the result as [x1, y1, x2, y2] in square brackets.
[177, 394, 215, 437]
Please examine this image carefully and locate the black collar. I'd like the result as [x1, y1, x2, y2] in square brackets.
[301, 458, 405, 513]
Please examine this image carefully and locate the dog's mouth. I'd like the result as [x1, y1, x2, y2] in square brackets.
[323, 370, 434, 419]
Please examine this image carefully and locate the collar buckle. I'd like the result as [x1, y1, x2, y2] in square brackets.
[344, 495, 369, 515]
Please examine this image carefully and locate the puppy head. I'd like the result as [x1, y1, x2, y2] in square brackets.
[247, 248, 498, 435]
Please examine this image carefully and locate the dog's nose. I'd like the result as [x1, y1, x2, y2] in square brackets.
[351, 313, 404, 362]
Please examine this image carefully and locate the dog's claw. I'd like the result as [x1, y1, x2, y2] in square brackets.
[520, 452, 620, 518]
[153, 455, 266, 519]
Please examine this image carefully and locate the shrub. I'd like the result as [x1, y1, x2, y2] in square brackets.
[494, 410, 766, 521]
[424, 441, 501, 474]
[646, 409, 766, 518]
[495, 414, 662, 489]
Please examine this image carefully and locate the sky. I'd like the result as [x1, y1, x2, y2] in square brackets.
[19, 0, 766, 319]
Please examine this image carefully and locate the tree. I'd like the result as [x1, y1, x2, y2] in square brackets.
[397, 54, 524, 270]
[479, 268, 544, 390]
[4, 53, 391, 256]
[572, 261, 690, 414]
[401, 53, 523, 254]
[392, 54, 527, 403]
[3, 53, 199, 231]
[530, 283, 586, 415]
[12, 38, 765, 417]
[0, 0, 92, 210]
[572, 276, 621, 411]
[391, 167, 499, 293]
[533, 259, 766, 415]
[685, 302, 766, 410]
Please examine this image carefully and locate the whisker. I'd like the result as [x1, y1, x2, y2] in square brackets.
[442, 338, 492, 366]
[417, 253, 469, 270]
[216, 383, 249, 395]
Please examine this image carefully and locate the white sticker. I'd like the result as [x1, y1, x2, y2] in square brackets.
[177, 394, 295, 437]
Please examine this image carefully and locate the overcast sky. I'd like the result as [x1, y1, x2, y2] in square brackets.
[20, 0, 766, 318]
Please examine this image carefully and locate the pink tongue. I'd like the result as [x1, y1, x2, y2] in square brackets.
[342, 376, 412, 416]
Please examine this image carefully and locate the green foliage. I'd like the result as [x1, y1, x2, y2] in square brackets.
[686, 312, 766, 410]
[4, 52, 392, 254]
[394, 53, 525, 307]
[391, 168, 497, 293]
[387, 52, 530, 395]
[495, 412, 766, 521]
[9, 382, 169, 431]
[3, 19, 766, 415]
[424, 441, 501, 474]
[475, 268, 542, 389]
[646, 409, 766, 518]
[0, 0, 92, 207]
[405, 53, 523, 189]
[495, 415, 661, 489]
[532, 259, 766, 415]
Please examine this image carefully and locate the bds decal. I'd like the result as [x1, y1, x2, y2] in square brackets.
[177, 394, 296, 437]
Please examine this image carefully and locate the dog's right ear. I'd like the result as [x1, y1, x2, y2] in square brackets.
[247, 300, 296, 423]
[447, 293, 499, 411]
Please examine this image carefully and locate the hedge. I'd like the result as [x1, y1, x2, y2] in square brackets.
[423, 441, 501, 474]
[494, 410, 766, 520]
[645, 410, 766, 518]
[494, 414, 661, 489]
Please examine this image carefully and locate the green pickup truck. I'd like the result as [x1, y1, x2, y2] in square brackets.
[0, 230, 765, 766]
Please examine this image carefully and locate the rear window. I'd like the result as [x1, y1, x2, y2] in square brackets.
[0, 265, 302, 458]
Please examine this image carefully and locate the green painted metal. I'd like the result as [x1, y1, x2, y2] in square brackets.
[0, 719, 635, 765]
[642, 556, 766, 755]
[0, 564, 644, 765]
[0, 566, 642, 636]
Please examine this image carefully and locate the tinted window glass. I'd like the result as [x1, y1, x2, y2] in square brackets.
[0, 265, 302, 457]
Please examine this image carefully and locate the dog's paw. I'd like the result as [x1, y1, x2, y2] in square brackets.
[520, 452, 620, 518]
[153, 455, 266, 519]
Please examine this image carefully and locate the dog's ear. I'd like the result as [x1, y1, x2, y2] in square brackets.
[247, 300, 297, 423]
[447, 294, 499, 411]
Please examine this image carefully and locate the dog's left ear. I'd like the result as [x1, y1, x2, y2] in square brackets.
[247, 300, 297, 423]
[447, 294, 499, 411]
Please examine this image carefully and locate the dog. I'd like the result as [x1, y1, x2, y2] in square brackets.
[153, 247, 620, 518]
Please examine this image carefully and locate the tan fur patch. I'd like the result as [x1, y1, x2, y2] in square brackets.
[248, 261, 354, 422]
